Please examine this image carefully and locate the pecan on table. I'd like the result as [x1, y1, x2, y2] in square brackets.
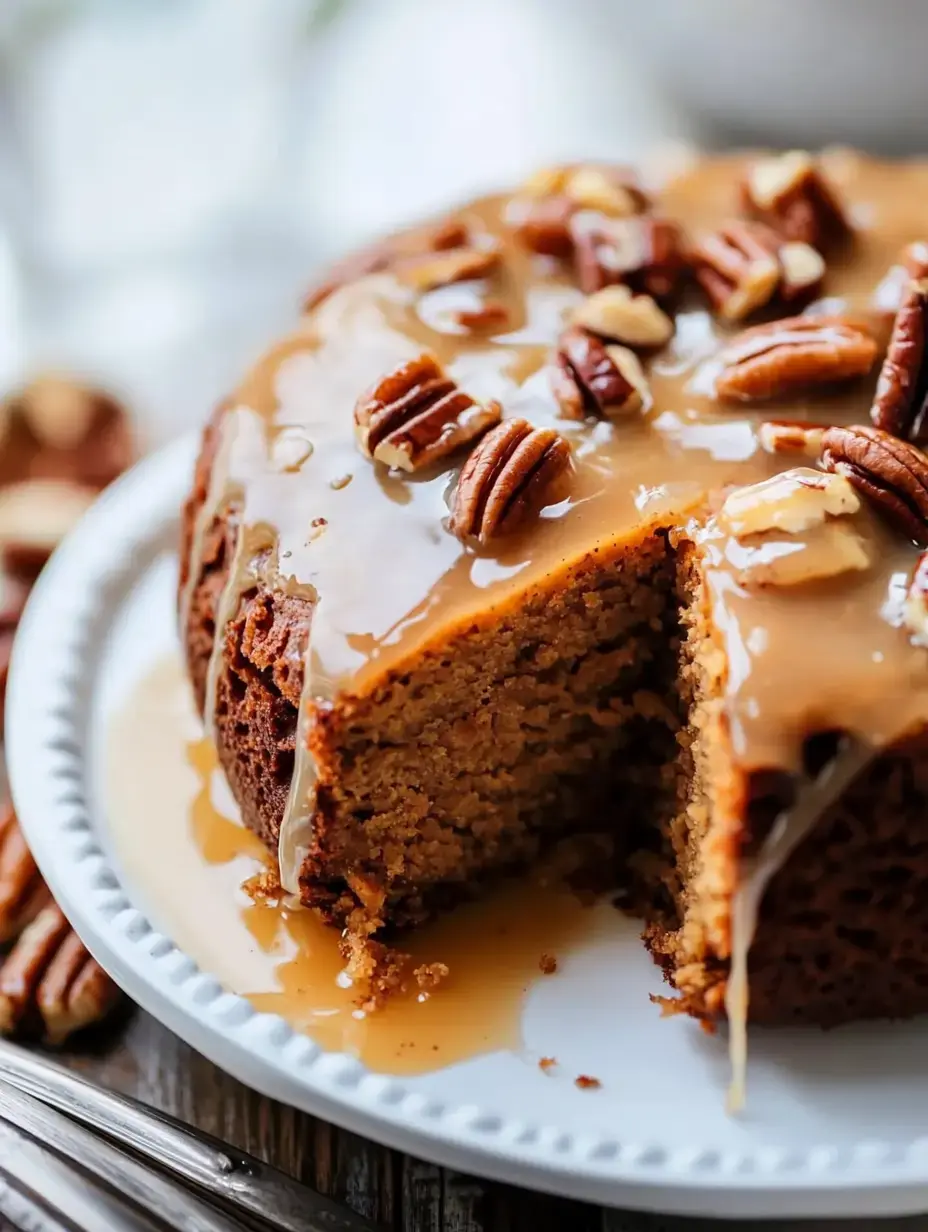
[714, 315, 878, 403]
[820, 424, 928, 545]
[0, 902, 121, 1044]
[0, 478, 96, 581]
[551, 327, 651, 419]
[449, 417, 573, 544]
[354, 354, 502, 472]
[740, 150, 851, 249]
[871, 276, 928, 442]
[0, 376, 134, 493]
[571, 214, 685, 300]
[0, 803, 45, 946]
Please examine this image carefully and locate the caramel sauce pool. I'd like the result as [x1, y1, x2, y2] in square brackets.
[105, 655, 595, 1074]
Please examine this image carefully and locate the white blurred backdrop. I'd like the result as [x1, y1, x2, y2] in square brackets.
[0, 0, 689, 444]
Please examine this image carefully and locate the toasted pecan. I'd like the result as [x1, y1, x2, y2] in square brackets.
[821, 424, 928, 545]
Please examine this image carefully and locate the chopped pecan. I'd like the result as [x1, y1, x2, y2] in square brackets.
[714, 315, 877, 403]
[0, 478, 96, 579]
[571, 215, 685, 300]
[691, 221, 781, 321]
[757, 419, 826, 458]
[571, 285, 673, 349]
[0, 902, 121, 1043]
[740, 151, 851, 249]
[718, 468, 870, 587]
[449, 418, 573, 543]
[303, 219, 472, 309]
[0, 377, 133, 493]
[396, 244, 501, 291]
[521, 164, 649, 216]
[0, 804, 45, 945]
[904, 550, 928, 645]
[691, 221, 824, 321]
[354, 354, 502, 472]
[511, 195, 575, 258]
[821, 424, 928, 545]
[871, 277, 928, 442]
[551, 327, 651, 419]
[454, 301, 510, 332]
[720, 468, 859, 537]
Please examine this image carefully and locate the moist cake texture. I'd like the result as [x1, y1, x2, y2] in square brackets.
[180, 150, 928, 1050]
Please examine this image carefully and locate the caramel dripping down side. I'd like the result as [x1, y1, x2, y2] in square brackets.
[725, 739, 871, 1113]
[279, 639, 319, 897]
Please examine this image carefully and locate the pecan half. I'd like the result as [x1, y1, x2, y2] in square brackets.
[454, 302, 510, 332]
[0, 377, 133, 493]
[551, 327, 651, 419]
[521, 164, 649, 215]
[757, 419, 826, 458]
[511, 195, 575, 258]
[904, 549, 928, 645]
[354, 354, 502, 472]
[449, 418, 573, 543]
[571, 215, 685, 300]
[571, 285, 673, 349]
[871, 277, 928, 442]
[0, 902, 121, 1043]
[740, 151, 851, 249]
[715, 315, 877, 403]
[820, 424, 928, 545]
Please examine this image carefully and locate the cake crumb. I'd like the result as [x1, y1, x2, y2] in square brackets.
[241, 868, 282, 904]
[340, 934, 410, 1012]
[414, 961, 450, 992]
[574, 1074, 602, 1090]
[539, 1056, 557, 1074]
[538, 953, 557, 975]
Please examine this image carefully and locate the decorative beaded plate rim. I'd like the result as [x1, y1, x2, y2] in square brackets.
[8, 433, 928, 1219]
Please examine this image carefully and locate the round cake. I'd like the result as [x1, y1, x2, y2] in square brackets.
[180, 150, 928, 1047]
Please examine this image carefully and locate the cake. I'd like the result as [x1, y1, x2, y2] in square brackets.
[180, 150, 928, 1060]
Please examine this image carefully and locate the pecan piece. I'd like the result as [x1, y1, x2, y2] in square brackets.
[396, 244, 501, 291]
[354, 354, 501, 472]
[904, 549, 928, 645]
[871, 277, 928, 442]
[820, 424, 928, 545]
[0, 902, 121, 1043]
[571, 214, 685, 300]
[740, 151, 851, 249]
[0, 804, 45, 945]
[511, 195, 575, 258]
[691, 221, 781, 321]
[449, 418, 573, 544]
[454, 301, 510, 332]
[691, 221, 824, 321]
[0, 478, 96, 580]
[757, 419, 826, 458]
[715, 315, 877, 403]
[571, 285, 673, 349]
[552, 327, 650, 419]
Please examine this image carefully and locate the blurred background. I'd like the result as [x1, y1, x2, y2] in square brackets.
[0, 0, 925, 448]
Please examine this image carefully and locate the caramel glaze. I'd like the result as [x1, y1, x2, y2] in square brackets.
[182, 150, 928, 908]
[106, 657, 595, 1075]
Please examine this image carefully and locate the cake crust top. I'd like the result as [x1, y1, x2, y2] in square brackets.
[185, 149, 928, 784]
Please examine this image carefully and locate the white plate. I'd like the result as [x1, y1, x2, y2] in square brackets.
[8, 434, 928, 1219]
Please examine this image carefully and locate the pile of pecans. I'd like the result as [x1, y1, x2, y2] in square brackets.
[0, 375, 133, 1043]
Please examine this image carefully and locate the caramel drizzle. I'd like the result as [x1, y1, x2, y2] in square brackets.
[279, 643, 319, 896]
[725, 738, 869, 1113]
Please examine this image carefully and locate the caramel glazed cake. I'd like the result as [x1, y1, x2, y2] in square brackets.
[180, 148, 928, 1064]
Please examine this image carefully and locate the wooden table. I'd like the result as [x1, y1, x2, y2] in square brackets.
[33, 1008, 926, 1232]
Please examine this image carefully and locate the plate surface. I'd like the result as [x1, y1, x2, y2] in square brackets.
[8, 434, 928, 1219]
